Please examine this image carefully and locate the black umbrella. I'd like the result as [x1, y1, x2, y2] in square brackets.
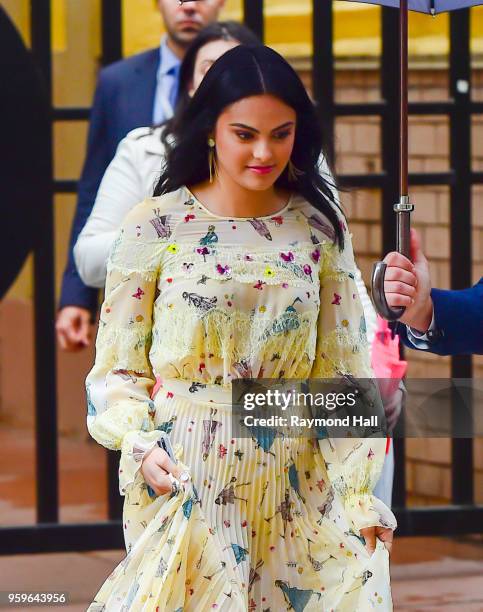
[345, 0, 482, 320]
[349, 1, 480, 13]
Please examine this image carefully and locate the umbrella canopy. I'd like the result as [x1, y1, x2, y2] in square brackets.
[346, 0, 482, 14]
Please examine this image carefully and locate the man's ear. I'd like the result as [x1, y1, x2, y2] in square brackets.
[188, 81, 195, 98]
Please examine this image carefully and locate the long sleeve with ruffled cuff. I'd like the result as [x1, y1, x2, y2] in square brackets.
[310, 219, 397, 535]
[85, 200, 168, 495]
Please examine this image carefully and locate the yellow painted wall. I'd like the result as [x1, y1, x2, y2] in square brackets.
[2, 0, 68, 50]
[5, 1, 483, 59]
[122, 1, 483, 59]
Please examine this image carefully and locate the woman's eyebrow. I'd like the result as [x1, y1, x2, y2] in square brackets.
[229, 121, 295, 133]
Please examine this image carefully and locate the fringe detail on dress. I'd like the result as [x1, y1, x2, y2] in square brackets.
[107, 236, 165, 280]
[311, 328, 371, 378]
[150, 305, 319, 382]
[95, 323, 153, 374]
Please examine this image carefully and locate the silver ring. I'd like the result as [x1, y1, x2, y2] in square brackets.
[167, 473, 178, 485]
[167, 472, 180, 495]
[179, 470, 191, 484]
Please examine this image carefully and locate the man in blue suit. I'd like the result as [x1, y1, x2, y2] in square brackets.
[383, 230, 483, 355]
[57, 0, 225, 351]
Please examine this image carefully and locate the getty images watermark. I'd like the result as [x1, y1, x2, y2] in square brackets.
[242, 387, 375, 428]
[232, 378, 388, 439]
[231, 378, 483, 439]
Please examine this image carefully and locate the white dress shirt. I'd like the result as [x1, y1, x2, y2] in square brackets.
[406, 309, 438, 349]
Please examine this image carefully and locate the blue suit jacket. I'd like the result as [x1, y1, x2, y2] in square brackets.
[398, 278, 483, 355]
[59, 48, 160, 313]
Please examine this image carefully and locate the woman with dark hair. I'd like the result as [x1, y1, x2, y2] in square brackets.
[74, 26, 403, 505]
[86, 45, 396, 611]
[74, 21, 259, 287]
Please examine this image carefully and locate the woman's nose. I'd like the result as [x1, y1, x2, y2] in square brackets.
[253, 141, 272, 162]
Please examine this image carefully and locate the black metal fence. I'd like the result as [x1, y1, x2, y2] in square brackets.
[1, 0, 481, 555]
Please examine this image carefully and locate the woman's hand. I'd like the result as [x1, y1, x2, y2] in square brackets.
[140, 446, 187, 496]
[360, 526, 393, 556]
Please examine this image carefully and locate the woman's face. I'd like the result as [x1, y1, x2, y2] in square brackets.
[189, 39, 239, 95]
[213, 94, 296, 192]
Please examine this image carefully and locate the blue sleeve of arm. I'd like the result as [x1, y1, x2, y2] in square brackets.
[428, 282, 483, 355]
[398, 281, 483, 356]
[59, 70, 114, 313]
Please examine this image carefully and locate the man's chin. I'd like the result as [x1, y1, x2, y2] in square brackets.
[175, 27, 201, 43]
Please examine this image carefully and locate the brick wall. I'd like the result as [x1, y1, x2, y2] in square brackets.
[300, 64, 483, 504]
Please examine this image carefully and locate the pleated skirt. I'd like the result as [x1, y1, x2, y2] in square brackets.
[88, 382, 392, 612]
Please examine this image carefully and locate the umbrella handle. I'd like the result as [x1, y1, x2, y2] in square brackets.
[371, 262, 405, 322]
[371, 199, 413, 322]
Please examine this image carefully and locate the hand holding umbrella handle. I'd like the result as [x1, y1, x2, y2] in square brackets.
[371, 198, 414, 322]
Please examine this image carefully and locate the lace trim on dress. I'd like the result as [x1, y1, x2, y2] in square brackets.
[95, 322, 153, 374]
[107, 235, 165, 281]
[149, 305, 319, 381]
[311, 328, 371, 378]
[318, 237, 358, 280]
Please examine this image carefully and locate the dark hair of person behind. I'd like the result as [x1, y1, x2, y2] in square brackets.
[178, 21, 260, 113]
[154, 45, 344, 249]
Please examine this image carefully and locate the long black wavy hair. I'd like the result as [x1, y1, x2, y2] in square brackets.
[154, 45, 344, 248]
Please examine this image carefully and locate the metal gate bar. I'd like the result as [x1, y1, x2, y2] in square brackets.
[30, 0, 58, 526]
[449, 9, 474, 506]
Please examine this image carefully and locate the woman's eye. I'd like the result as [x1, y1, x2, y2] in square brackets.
[273, 131, 292, 140]
[236, 132, 254, 141]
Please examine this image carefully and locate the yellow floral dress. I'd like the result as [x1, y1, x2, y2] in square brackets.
[86, 186, 397, 612]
